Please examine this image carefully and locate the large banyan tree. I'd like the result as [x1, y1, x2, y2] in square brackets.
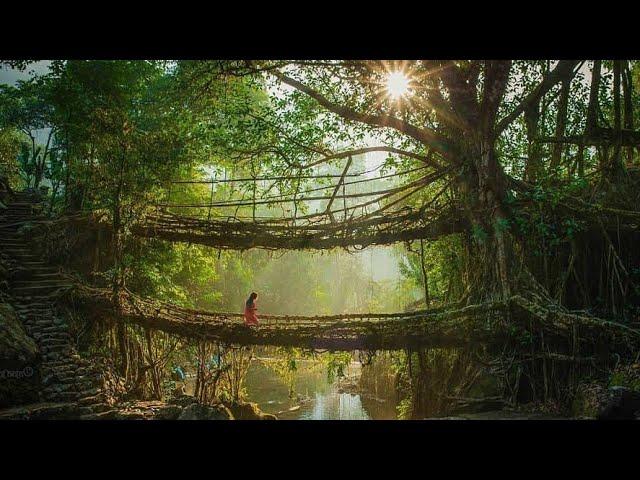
[140, 60, 639, 322]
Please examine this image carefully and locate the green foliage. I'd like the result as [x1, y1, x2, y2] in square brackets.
[267, 347, 301, 398]
[324, 352, 352, 383]
[396, 398, 413, 420]
[471, 225, 488, 245]
[609, 365, 640, 391]
[494, 217, 510, 234]
[397, 236, 465, 305]
[0, 127, 27, 188]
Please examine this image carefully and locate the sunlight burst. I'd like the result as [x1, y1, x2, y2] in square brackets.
[385, 71, 411, 99]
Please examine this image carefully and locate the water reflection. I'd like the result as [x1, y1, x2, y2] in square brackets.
[301, 392, 369, 420]
[244, 355, 398, 420]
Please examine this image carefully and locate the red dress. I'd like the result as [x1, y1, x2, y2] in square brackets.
[244, 300, 259, 325]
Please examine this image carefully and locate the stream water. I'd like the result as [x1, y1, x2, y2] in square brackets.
[243, 357, 399, 420]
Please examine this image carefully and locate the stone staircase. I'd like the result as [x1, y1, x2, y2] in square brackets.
[1, 192, 114, 418]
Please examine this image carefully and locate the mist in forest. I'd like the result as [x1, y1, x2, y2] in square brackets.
[225, 246, 414, 316]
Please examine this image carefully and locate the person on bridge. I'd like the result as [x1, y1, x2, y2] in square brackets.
[244, 292, 259, 326]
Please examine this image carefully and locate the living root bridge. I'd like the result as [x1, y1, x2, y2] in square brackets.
[132, 209, 466, 250]
[65, 283, 640, 352]
[63, 286, 640, 350]
[67, 285, 511, 350]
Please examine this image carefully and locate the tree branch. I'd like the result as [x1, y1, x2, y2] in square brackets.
[271, 70, 457, 162]
[495, 60, 581, 135]
[301, 146, 443, 170]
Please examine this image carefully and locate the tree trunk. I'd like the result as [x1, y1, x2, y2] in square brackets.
[419, 239, 430, 306]
[524, 99, 542, 182]
[550, 78, 570, 172]
[586, 60, 602, 135]
[113, 148, 128, 377]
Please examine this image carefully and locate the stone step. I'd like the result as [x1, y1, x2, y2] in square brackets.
[41, 359, 77, 370]
[26, 317, 57, 325]
[13, 272, 61, 280]
[78, 409, 119, 420]
[16, 302, 54, 308]
[44, 362, 78, 372]
[43, 382, 77, 394]
[78, 376, 102, 387]
[76, 387, 101, 398]
[76, 393, 109, 406]
[41, 371, 77, 383]
[13, 274, 63, 283]
[33, 326, 68, 335]
[38, 335, 71, 344]
[4, 250, 38, 255]
[3, 247, 31, 253]
[46, 374, 96, 387]
[31, 273, 63, 279]
[41, 335, 73, 345]
[36, 334, 71, 344]
[14, 280, 67, 288]
[44, 391, 80, 402]
[7, 255, 40, 262]
[18, 309, 54, 317]
[42, 374, 72, 386]
[41, 339, 73, 349]
[41, 343, 73, 354]
[14, 276, 69, 284]
[21, 315, 54, 323]
[1, 212, 42, 217]
[4, 249, 37, 255]
[75, 404, 113, 416]
[0, 221, 35, 226]
[39, 332, 71, 339]
[39, 338, 71, 347]
[42, 351, 72, 362]
[12, 284, 72, 294]
[14, 291, 68, 299]
[14, 280, 73, 288]
[75, 380, 99, 391]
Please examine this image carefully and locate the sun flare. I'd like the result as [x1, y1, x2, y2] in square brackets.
[385, 71, 411, 99]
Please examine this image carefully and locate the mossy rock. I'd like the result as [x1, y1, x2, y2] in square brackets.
[0, 302, 41, 407]
[226, 401, 277, 420]
[0, 303, 38, 364]
[177, 402, 233, 420]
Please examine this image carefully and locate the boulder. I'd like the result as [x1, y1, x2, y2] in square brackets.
[226, 401, 277, 420]
[597, 386, 640, 420]
[169, 393, 199, 408]
[0, 402, 78, 420]
[177, 402, 233, 420]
